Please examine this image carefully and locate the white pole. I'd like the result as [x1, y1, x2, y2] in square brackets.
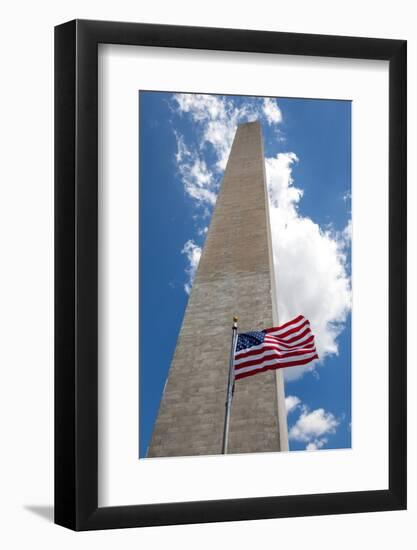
[222, 316, 238, 454]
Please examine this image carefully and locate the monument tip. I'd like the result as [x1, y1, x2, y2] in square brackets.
[238, 120, 260, 128]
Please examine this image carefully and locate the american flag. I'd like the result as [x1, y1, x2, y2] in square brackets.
[234, 315, 319, 380]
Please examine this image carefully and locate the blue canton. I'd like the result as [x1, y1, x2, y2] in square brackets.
[236, 331, 265, 352]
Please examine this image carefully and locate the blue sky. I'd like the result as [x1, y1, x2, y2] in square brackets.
[139, 91, 351, 457]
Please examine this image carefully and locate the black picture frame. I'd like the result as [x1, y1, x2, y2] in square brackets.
[55, 19, 407, 531]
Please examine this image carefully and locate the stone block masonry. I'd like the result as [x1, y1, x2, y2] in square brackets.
[147, 121, 288, 457]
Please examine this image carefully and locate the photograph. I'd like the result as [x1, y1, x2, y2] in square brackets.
[0, 1, 409, 543]
[139, 91, 352, 459]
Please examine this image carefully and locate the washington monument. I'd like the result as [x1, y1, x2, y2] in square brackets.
[147, 121, 289, 457]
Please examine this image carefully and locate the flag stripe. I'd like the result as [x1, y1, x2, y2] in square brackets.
[235, 355, 319, 380]
[267, 319, 310, 339]
[264, 314, 304, 333]
[235, 347, 316, 368]
[264, 333, 315, 349]
[235, 350, 318, 370]
[276, 326, 311, 345]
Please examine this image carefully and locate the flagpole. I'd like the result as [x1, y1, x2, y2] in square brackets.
[222, 316, 238, 454]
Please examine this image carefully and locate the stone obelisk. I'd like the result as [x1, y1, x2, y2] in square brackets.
[147, 121, 288, 457]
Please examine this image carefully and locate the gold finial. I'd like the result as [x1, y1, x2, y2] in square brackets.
[233, 316, 238, 323]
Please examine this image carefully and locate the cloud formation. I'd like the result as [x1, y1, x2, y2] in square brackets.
[286, 395, 340, 450]
[262, 97, 283, 125]
[289, 404, 339, 450]
[266, 152, 351, 380]
[285, 395, 301, 415]
[174, 132, 217, 206]
[181, 240, 201, 294]
[306, 439, 328, 451]
[173, 93, 281, 193]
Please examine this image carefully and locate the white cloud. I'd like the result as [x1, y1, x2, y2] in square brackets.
[173, 93, 283, 182]
[265, 153, 351, 380]
[174, 131, 190, 164]
[174, 93, 227, 123]
[285, 395, 301, 414]
[343, 219, 352, 243]
[286, 397, 340, 450]
[289, 407, 339, 444]
[174, 132, 217, 206]
[306, 438, 328, 451]
[181, 240, 201, 294]
[266, 152, 302, 218]
[262, 98, 283, 125]
[173, 94, 235, 175]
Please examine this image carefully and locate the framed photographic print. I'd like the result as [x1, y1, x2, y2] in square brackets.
[55, 19, 406, 530]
